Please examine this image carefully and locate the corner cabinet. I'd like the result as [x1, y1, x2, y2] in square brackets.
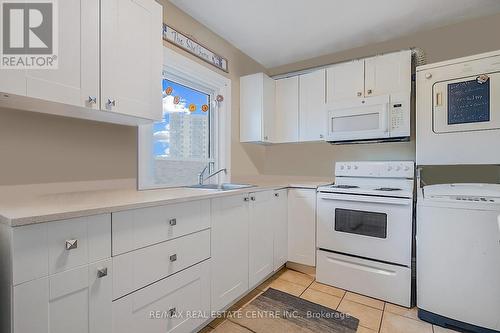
[240, 73, 276, 143]
[0, 0, 163, 125]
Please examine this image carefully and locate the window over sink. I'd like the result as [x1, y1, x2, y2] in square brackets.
[138, 48, 231, 189]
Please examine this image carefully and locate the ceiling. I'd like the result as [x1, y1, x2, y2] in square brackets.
[170, 0, 500, 68]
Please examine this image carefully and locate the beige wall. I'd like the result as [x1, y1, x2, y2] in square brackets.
[0, 0, 267, 185]
[264, 12, 500, 177]
[1, 5, 499, 185]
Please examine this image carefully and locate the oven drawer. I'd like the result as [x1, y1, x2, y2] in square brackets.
[316, 250, 411, 307]
[112, 229, 211, 299]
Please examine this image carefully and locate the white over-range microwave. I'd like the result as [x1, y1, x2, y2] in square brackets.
[325, 93, 411, 143]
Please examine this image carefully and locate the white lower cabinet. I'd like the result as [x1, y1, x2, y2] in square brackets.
[211, 194, 249, 311]
[273, 189, 288, 271]
[288, 189, 316, 266]
[13, 259, 112, 333]
[112, 260, 210, 333]
[249, 190, 275, 288]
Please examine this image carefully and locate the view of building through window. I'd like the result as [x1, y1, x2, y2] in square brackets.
[151, 79, 212, 186]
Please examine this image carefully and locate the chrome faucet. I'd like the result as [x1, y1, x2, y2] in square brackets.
[198, 165, 227, 185]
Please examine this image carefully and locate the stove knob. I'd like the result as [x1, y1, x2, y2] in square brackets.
[396, 166, 401, 171]
[340, 165, 345, 170]
[347, 165, 351, 170]
[354, 165, 359, 170]
[387, 166, 393, 171]
[404, 166, 410, 171]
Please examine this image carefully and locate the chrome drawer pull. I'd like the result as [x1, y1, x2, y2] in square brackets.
[169, 254, 177, 262]
[250, 196, 256, 201]
[274, 193, 279, 197]
[169, 218, 177, 226]
[243, 197, 249, 202]
[65, 239, 78, 250]
[97, 267, 108, 278]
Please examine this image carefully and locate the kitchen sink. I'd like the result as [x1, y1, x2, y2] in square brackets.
[187, 183, 255, 191]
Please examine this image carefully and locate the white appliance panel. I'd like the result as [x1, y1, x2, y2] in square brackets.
[317, 192, 412, 266]
[417, 49, 500, 165]
[417, 201, 500, 331]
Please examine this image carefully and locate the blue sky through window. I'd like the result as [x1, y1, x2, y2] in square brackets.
[153, 79, 210, 158]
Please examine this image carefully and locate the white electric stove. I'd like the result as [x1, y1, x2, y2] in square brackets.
[316, 161, 415, 307]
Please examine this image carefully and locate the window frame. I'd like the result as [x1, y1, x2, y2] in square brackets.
[138, 48, 231, 190]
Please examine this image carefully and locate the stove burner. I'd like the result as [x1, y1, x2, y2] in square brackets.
[375, 187, 402, 191]
[331, 185, 360, 189]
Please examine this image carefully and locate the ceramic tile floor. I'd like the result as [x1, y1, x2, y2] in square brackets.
[199, 268, 460, 333]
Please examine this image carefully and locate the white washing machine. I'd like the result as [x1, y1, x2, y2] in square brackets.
[417, 183, 500, 333]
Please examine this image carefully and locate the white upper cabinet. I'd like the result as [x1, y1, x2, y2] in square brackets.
[299, 69, 326, 141]
[364, 50, 412, 97]
[275, 76, 299, 143]
[101, 0, 163, 121]
[0, 0, 162, 125]
[240, 73, 276, 143]
[326, 60, 365, 102]
[25, 0, 99, 109]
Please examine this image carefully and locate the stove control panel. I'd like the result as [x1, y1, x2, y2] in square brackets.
[335, 161, 415, 178]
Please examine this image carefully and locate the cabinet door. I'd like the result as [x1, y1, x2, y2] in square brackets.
[275, 76, 299, 143]
[288, 189, 316, 266]
[273, 190, 288, 271]
[249, 191, 275, 288]
[262, 74, 276, 143]
[299, 70, 326, 141]
[13, 260, 112, 333]
[26, 0, 99, 108]
[211, 195, 249, 311]
[364, 50, 412, 97]
[326, 60, 365, 102]
[101, 0, 162, 120]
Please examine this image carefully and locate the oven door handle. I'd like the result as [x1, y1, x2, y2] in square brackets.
[319, 192, 411, 206]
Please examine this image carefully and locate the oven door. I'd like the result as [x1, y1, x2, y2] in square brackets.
[326, 95, 390, 142]
[317, 192, 412, 266]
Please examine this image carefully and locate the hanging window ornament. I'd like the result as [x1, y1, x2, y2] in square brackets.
[216, 94, 224, 103]
[189, 104, 197, 112]
[201, 104, 209, 112]
[165, 86, 173, 95]
[173, 96, 180, 105]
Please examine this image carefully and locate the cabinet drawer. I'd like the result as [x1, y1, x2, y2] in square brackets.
[113, 260, 210, 333]
[12, 214, 111, 285]
[113, 229, 211, 299]
[316, 250, 411, 307]
[112, 200, 210, 255]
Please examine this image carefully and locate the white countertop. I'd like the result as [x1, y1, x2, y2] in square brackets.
[0, 176, 330, 227]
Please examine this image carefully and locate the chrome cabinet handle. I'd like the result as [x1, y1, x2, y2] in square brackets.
[250, 196, 256, 201]
[88, 96, 97, 104]
[357, 92, 362, 97]
[97, 267, 108, 278]
[107, 99, 116, 107]
[274, 193, 279, 197]
[319, 134, 324, 139]
[243, 197, 249, 202]
[65, 239, 78, 250]
[169, 254, 177, 262]
[169, 218, 177, 226]
[367, 89, 373, 95]
[264, 135, 269, 140]
[168, 307, 177, 317]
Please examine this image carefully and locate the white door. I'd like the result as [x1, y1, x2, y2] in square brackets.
[25, 0, 99, 108]
[273, 189, 288, 271]
[364, 50, 411, 97]
[211, 194, 249, 311]
[288, 189, 316, 266]
[101, 0, 162, 120]
[299, 69, 326, 141]
[275, 76, 299, 143]
[326, 60, 365, 102]
[13, 260, 112, 333]
[249, 190, 274, 288]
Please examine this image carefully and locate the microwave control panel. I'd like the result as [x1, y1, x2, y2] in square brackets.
[389, 93, 410, 137]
